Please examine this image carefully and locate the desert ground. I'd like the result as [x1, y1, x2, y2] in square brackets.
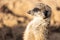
[0, 0, 60, 40]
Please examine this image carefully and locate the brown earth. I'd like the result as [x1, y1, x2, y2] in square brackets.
[0, 0, 60, 40]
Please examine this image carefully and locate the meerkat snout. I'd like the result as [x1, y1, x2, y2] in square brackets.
[28, 3, 51, 19]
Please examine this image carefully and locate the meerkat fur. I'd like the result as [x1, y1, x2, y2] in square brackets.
[23, 3, 51, 40]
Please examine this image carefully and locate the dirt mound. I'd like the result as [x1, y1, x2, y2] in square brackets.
[0, 0, 33, 40]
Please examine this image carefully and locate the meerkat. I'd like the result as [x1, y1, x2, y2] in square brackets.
[23, 3, 51, 40]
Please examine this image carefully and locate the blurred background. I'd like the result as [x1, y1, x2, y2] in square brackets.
[0, 0, 60, 40]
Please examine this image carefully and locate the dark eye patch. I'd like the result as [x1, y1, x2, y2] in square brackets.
[33, 8, 40, 12]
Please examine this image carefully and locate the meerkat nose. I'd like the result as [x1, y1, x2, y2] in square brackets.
[27, 10, 31, 14]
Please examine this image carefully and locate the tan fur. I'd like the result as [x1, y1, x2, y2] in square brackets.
[23, 3, 51, 40]
[24, 16, 49, 40]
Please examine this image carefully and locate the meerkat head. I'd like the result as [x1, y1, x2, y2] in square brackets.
[28, 3, 51, 19]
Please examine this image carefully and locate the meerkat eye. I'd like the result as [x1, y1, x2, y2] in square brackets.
[33, 8, 40, 12]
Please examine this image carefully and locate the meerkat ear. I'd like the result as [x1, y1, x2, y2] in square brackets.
[43, 5, 51, 18]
